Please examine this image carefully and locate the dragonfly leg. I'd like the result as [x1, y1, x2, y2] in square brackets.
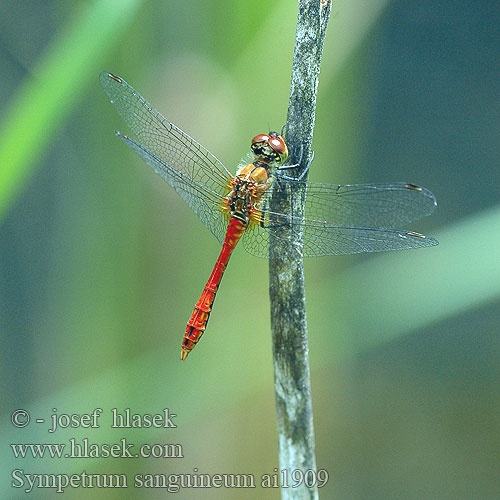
[278, 143, 303, 171]
[276, 149, 314, 182]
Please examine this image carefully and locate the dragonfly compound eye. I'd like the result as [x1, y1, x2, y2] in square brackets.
[268, 134, 288, 165]
[251, 133, 270, 145]
[250, 132, 288, 165]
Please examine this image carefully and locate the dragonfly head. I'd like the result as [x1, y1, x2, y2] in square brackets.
[251, 132, 288, 166]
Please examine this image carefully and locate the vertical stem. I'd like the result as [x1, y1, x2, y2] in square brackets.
[269, 1, 331, 499]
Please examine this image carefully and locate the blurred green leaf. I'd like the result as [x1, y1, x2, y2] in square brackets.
[0, 0, 143, 220]
[310, 205, 500, 358]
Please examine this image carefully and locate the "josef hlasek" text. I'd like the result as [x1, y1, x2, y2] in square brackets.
[48, 408, 176, 433]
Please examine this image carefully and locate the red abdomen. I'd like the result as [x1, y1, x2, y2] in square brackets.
[181, 217, 246, 360]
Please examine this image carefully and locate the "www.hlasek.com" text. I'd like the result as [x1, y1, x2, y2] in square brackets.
[11, 438, 183, 459]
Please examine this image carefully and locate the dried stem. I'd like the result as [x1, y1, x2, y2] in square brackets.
[269, 1, 331, 499]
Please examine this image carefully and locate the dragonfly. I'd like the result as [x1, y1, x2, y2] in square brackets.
[100, 72, 438, 361]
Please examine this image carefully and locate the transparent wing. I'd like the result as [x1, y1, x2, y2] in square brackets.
[100, 72, 232, 195]
[243, 218, 438, 257]
[301, 182, 436, 226]
[116, 132, 229, 245]
[242, 181, 438, 257]
[100, 72, 438, 258]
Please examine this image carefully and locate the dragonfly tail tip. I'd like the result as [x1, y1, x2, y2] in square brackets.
[180, 348, 190, 361]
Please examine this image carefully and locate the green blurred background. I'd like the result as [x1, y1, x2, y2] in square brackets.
[1, 0, 499, 498]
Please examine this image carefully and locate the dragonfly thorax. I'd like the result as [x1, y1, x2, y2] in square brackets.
[223, 162, 270, 224]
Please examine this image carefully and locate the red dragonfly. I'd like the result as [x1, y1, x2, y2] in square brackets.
[100, 72, 438, 360]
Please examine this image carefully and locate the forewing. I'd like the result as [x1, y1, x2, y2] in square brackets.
[242, 181, 438, 257]
[100, 72, 232, 196]
[302, 182, 437, 227]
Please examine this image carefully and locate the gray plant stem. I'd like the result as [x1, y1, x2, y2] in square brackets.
[269, 1, 331, 499]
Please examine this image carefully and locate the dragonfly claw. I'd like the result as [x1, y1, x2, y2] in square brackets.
[276, 150, 314, 182]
